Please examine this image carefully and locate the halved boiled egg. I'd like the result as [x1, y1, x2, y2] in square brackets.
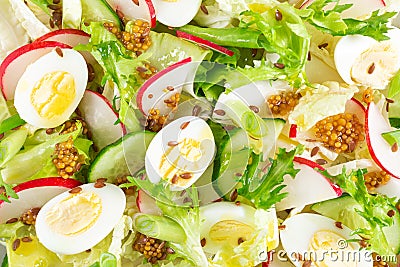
[35, 183, 125, 255]
[200, 202, 279, 254]
[280, 213, 372, 267]
[152, 0, 201, 27]
[14, 48, 88, 128]
[334, 28, 400, 89]
[145, 116, 216, 191]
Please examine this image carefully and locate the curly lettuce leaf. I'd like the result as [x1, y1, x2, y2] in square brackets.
[322, 168, 399, 257]
[237, 147, 301, 210]
[297, 0, 396, 41]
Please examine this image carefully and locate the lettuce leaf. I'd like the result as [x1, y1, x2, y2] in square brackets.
[288, 81, 358, 131]
[322, 168, 399, 257]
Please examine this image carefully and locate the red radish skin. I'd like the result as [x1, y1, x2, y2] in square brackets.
[136, 189, 162, 215]
[78, 90, 126, 150]
[365, 102, 400, 178]
[289, 124, 297, 138]
[0, 177, 82, 223]
[136, 57, 192, 115]
[34, 29, 90, 46]
[0, 41, 71, 100]
[176, 31, 234, 57]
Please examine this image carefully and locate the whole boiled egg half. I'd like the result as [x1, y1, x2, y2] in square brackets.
[152, 0, 201, 27]
[14, 48, 88, 128]
[334, 28, 400, 89]
[145, 116, 216, 191]
[35, 183, 125, 255]
[280, 213, 372, 267]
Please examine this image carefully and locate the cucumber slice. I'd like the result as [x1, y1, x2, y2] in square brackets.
[0, 127, 28, 167]
[311, 195, 400, 254]
[62, 0, 82, 28]
[81, 0, 121, 28]
[88, 131, 155, 183]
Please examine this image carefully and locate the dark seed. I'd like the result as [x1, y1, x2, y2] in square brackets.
[386, 102, 390, 113]
[55, 47, 63, 57]
[69, 186, 82, 194]
[160, 253, 167, 260]
[180, 172, 192, 179]
[235, 200, 241, 206]
[392, 143, 398, 153]
[200, 238, 206, 247]
[249, 105, 260, 113]
[311, 147, 319, 157]
[302, 260, 312, 267]
[159, 241, 165, 249]
[335, 221, 343, 229]
[213, 109, 226, 116]
[132, 0, 139, 6]
[200, 4, 209, 15]
[275, 9, 282, 21]
[46, 128, 54, 135]
[53, 0, 60, 4]
[164, 99, 174, 104]
[12, 239, 20, 251]
[96, 178, 107, 183]
[367, 63, 375, 74]
[235, 173, 242, 177]
[318, 43, 328, 49]
[86, 249, 92, 253]
[238, 237, 244, 245]
[386, 98, 395, 103]
[171, 174, 178, 184]
[387, 209, 395, 217]
[307, 51, 312, 61]
[0, 133, 4, 140]
[166, 247, 175, 254]
[316, 159, 328, 165]
[166, 86, 174, 91]
[142, 27, 150, 37]
[359, 240, 368, 248]
[136, 66, 148, 73]
[148, 94, 153, 99]
[94, 182, 106, 188]
[192, 105, 201, 116]
[305, 138, 317, 142]
[230, 189, 238, 202]
[180, 121, 190, 130]
[348, 141, 356, 152]
[48, 4, 61, 10]
[224, 125, 235, 131]
[167, 141, 179, 147]
[273, 62, 285, 69]
[213, 198, 223, 202]
[6, 218, 18, 224]
[22, 237, 32, 242]
[31, 207, 41, 215]
[278, 225, 286, 230]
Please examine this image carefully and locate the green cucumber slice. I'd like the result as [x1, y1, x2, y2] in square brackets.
[88, 131, 155, 183]
[81, 0, 121, 28]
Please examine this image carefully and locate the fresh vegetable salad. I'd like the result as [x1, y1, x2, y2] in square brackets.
[1, 0, 400, 266]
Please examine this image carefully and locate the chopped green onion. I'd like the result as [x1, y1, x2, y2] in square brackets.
[0, 114, 25, 134]
[382, 130, 400, 146]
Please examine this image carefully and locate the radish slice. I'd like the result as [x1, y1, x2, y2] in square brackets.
[366, 102, 400, 178]
[34, 29, 90, 47]
[152, 0, 201, 27]
[289, 124, 297, 138]
[275, 157, 342, 211]
[137, 57, 192, 116]
[78, 90, 126, 150]
[136, 189, 162, 215]
[375, 177, 400, 198]
[176, 31, 234, 56]
[300, 0, 385, 18]
[0, 41, 71, 100]
[105, 0, 156, 27]
[0, 177, 81, 224]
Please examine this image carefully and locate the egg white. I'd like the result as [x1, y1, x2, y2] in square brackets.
[145, 116, 216, 190]
[14, 48, 88, 128]
[35, 183, 126, 255]
[280, 213, 372, 267]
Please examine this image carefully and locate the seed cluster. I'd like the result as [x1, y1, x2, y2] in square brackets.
[60, 118, 90, 136]
[313, 113, 365, 154]
[372, 253, 389, 267]
[133, 233, 175, 264]
[145, 108, 167, 133]
[267, 92, 301, 116]
[115, 176, 136, 195]
[137, 63, 158, 80]
[48, 0, 62, 29]
[364, 171, 390, 191]
[164, 92, 180, 110]
[20, 207, 41, 225]
[103, 20, 151, 54]
[53, 137, 85, 179]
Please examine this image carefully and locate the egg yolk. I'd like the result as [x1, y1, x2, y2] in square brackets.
[30, 71, 76, 119]
[209, 220, 254, 247]
[308, 230, 357, 267]
[45, 191, 102, 236]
